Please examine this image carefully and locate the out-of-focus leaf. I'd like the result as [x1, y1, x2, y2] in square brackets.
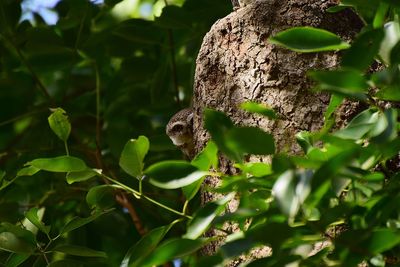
[342, 29, 384, 71]
[28, 156, 87, 172]
[269, 27, 350, 52]
[184, 193, 234, 239]
[121, 221, 178, 267]
[48, 108, 71, 142]
[25, 208, 50, 235]
[53, 245, 107, 258]
[144, 161, 207, 189]
[0, 223, 36, 254]
[119, 136, 149, 178]
[5, 253, 30, 267]
[334, 109, 382, 140]
[16, 166, 40, 177]
[235, 162, 272, 177]
[182, 177, 204, 201]
[86, 185, 115, 209]
[191, 141, 218, 171]
[240, 102, 278, 119]
[226, 127, 275, 156]
[139, 238, 209, 267]
[273, 170, 312, 218]
[154, 5, 192, 29]
[309, 69, 368, 99]
[60, 212, 107, 235]
[379, 20, 400, 63]
[48, 259, 84, 267]
[366, 229, 400, 254]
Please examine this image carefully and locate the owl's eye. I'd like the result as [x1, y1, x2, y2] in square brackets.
[171, 123, 184, 132]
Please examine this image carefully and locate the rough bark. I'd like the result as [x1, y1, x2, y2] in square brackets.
[192, 0, 363, 262]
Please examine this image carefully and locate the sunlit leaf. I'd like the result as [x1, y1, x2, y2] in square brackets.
[269, 27, 350, 52]
[144, 161, 207, 189]
[184, 193, 234, 239]
[25, 207, 50, 235]
[119, 136, 149, 178]
[66, 169, 97, 184]
[28, 156, 87, 172]
[48, 108, 71, 142]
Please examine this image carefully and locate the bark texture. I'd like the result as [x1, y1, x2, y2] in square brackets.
[192, 0, 362, 262]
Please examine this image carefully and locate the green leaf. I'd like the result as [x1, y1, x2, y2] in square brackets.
[16, 166, 40, 177]
[121, 221, 178, 267]
[53, 245, 107, 258]
[154, 6, 192, 29]
[204, 109, 239, 161]
[342, 29, 385, 71]
[309, 69, 368, 99]
[191, 141, 218, 171]
[60, 212, 107, 235]
[86, 185, 115, 209]
[5, 253, 30, 267]
[0, 232, 35, 254]
[119, 136, 149, 178]
[367, 229, 400, 254]
[379, 20, 400, 64]
[66, 169, 97, 184]
[25, 208, 50, 235]
[0, 223, 36, 254]
[235, 162, 272, 177]
[48, 108, 71, 142]
[184, 193, 234, 239]
[273, 170, 312, 218]
[240, 102, 278, 119]
[227, 127, 275, 156]
[28, 156, 87, 172]
[140, 238, 209, 267]
[269, 27, 350, 53]
[182, 177, 204, 201]
[145, 161, 207, 189]
[334, 109, 381, 140]
[48, 259, 85, 267]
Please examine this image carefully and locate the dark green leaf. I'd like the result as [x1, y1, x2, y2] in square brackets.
[227, 127, 275, 156]
[140, 238, 209, 267]
[28, 156, 87, 172]
[86, 185, 115, 209]
[5, 253, 30, 267]
[367, 229, 400, 254]
[60, 212, 107, 235]
[0, 232, 35, 254]
[48, 108, 71, 142]
[121, 221, 178, 267]
[119, 136, 149, 178]
[154, 6, 192, 29]
[342, 29, 384, 71]
[334, 109, 381, 140]
[48, 259, 84, 267]
[269, 27, 350, 53]
[145, 161, 207, 189]
[309, 69, 368, 99]
[53, 245, 107, 258]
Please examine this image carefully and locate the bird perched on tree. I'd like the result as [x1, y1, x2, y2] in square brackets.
[166, 108, 195, 158]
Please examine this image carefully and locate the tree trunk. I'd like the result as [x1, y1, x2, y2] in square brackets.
[192, 0, 363, 261]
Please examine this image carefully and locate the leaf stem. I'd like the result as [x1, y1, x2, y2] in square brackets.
[64, 141, 70, 156]
[99, 173, 192, 219]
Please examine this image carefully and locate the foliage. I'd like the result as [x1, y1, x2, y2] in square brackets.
[0, 0, 400, 267]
